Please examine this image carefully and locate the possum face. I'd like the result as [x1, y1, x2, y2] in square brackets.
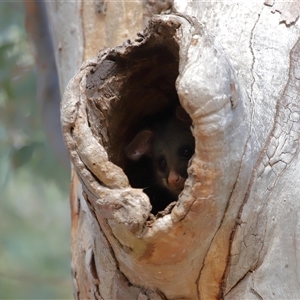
[125, 106, 194, 197]
[152, 118, 194, 195]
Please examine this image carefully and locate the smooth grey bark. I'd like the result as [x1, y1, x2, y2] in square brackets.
[174, 2, 300, 298]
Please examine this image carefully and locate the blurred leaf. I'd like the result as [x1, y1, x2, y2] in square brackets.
[0, 42, 15, 72]
[0, 41, 14, 51]
[2, 79, 13, 100]
[10, 142, 41, 168]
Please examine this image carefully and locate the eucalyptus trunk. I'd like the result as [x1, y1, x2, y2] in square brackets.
[48, 1, 300, 299]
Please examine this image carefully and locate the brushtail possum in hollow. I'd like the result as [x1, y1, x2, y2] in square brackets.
[125, 106, 195, 199]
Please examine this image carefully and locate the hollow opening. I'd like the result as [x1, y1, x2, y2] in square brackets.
[86, 27, 194, 215]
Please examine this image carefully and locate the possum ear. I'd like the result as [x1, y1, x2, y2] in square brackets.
[175, 106, 192, 125]
[125, 130, 154, 161]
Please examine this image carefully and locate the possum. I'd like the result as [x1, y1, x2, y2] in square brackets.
[125, 106, 195, 200]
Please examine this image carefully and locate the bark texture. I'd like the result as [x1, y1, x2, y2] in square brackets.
[173, 2, 300, 299]
[57, 1, 300, 299]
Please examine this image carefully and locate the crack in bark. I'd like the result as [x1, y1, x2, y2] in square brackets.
[223, 32, 300, 300]
[197, 146, 248, 299]
[249, 6, 264, 103]
[250, 287, 264, 300]
[223, 271, 250, 299]
[88, 250, 103, 299]
[219, 134, 251, 298]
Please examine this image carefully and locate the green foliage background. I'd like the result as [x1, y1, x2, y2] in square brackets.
[0, 3, 73, 299]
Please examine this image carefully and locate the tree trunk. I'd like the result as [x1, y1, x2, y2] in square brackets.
[50, 1, 300, 299]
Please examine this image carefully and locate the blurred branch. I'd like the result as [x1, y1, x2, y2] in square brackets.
[23, 0, 70, 170]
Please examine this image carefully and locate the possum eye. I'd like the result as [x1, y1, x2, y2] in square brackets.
[179, 145, 194, 160]
[157, 156, 167, 172]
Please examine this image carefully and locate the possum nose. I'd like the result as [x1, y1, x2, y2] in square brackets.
[168, 169, 185, 190]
